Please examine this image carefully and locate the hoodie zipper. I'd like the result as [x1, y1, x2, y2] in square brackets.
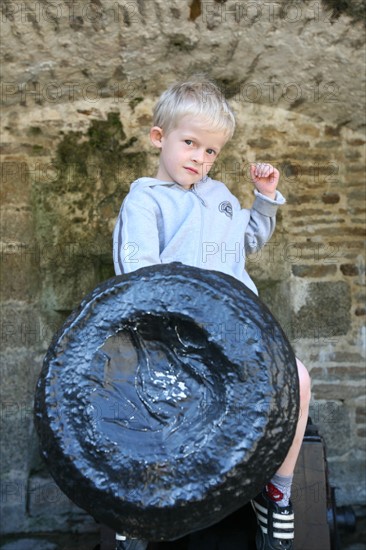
[190, 184, 206, 265]
[190, 185, 206, 207]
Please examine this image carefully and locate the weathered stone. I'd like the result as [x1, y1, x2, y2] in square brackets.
[319, 351, 364, 363]
[291, 281, 351, 338]
[344, 149, 361, 159]
[288, 141, 310, 147]
[347, 163, 366, 172]
[347, 138, 366, 146]
[316, 140, 339, 148]
[298, 125, 321, 137]
[324, 125, 341, 136]
[321, 192, 340, 204]
[0, 472, 97, 535]
[0, 207, 34, 242]
[313, 383, 364, 400]
[309, 400, 352, 457]
[356, 407, 366, 422]
[341, 263, 359, 276]
[1, 1, 365, 131]
[311, 366, 366, 381]
[0, 247, 41, 302]
[0, 158, 31, 205]
[0, 539, 57, 550]
[0, 349, 42, 400]
[27, 475, 83, 519]
[189, 0, 202, 21]
[292, 264, 337, 277]
[247, 138, 274, 149]
[291, 216, 346, 227]
[305, 227, 363, 237]
[0, 405, 35, 476]
[328, 457, 366, 506]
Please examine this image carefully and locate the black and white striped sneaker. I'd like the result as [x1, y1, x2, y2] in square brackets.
[115, 533, 148, 550]
[251, 491, 294, 549]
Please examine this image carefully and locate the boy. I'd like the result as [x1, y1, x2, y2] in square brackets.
[113, 79, 311, 550]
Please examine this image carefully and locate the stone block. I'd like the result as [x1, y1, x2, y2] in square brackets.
[1, 539, 57, 550]
[288, 141, 310, 147]
[347, 138, 366, 146]
[0, 245, 41, 302]
[298, 125, 320, 137]
[2, 537, 59, 550]
[344, 149, 362, 159]
[26, 474, 90, 522]
[0, 159, 31, 205]
[328, 458, 366, 506]
[357, 427, 366, 438]
[0, 351, 44, 479]
[309, 400, 352, 457]
[0, 305, 51, 350]
[255, 279, 292, 334]
[311, 366, 365, 384]
[317, 366, 365, 380]
[346, 163, 365, 173]
[321, 192, 340, 204]
[40, 259, 106, 312]
[356, 406, 366, 423]
[292, 264, 337, 277]
[315, 140, 339, 148]
[325, 126, 341, 137]
[0, 207, 34, 242]
[340, 263, 359, 276]
[0, 473, 28, 535]
[247, 138, 273, 149]
[286, 193, 318, 205]
[291, 281, 351, 339]
[0, 408, 34, 476]
[0, 348, 42, 400]
[313, 383, 365, 400]
[0, 473, 97, 535]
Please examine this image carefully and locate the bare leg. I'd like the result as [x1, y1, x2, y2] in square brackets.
[276, 358, 311, 477]
[251, 359, 310, 548]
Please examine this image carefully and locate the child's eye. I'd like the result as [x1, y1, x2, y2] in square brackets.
[207, 148, 216, 156]
[185, 140, 193, 145]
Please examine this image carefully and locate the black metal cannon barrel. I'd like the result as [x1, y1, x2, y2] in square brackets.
[34, 263, 299, 541]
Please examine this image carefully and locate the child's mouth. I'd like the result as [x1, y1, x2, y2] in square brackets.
[184, 166, 199, 174]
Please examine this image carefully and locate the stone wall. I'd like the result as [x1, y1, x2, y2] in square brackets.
[1, 0, 365, 536]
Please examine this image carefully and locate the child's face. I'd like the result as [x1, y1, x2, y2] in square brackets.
[150, 115, 228, 189]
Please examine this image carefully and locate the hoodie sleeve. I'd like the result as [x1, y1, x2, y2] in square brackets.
[113, 188, 161, 275]
[245, 190, 286, 255]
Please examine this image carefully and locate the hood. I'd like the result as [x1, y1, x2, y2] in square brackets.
[130, 177, 210, 192]
[130, 177, 179, 191]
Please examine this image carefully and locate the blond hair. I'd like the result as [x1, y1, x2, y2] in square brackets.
[153, 78, 236, 140]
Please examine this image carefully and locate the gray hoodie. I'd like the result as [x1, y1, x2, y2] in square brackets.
[113, 176, 285, 295]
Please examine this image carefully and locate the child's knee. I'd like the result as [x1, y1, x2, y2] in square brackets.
[296, 358, 311, 405]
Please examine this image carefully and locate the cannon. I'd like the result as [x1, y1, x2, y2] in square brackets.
[34, 263, 300, 542]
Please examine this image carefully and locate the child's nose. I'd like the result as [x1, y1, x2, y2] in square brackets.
[192, 148, 205, 164]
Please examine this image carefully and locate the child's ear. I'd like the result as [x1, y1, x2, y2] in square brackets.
[150, 126, 164, 148]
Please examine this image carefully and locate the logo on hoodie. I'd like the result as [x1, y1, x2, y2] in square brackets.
[218, 201, 233, 219]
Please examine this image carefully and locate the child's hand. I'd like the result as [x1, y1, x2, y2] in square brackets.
[250, 163, 279, 200]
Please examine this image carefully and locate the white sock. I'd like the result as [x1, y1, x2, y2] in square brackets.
[267, 472, 293, 507]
